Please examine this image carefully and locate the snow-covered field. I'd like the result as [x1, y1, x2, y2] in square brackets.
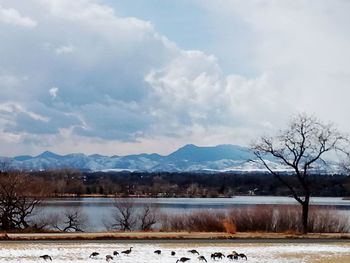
[0, 242, 349, 263]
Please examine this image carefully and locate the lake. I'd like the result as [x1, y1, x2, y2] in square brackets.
[37, 196, 350, 232]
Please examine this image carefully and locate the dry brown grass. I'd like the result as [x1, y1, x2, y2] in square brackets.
[159, 205, 349, 233]
[228, 205, 350, 233]
[160, 211, 227, 232]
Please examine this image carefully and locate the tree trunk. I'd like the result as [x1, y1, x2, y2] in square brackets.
[301, 195, 310, 234]
[1, 214, 10, 231]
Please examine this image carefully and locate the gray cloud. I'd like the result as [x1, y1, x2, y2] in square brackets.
[1, 102, 81, 135]
[73, 102, 154, 141]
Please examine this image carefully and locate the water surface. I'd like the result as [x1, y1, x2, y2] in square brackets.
[37, 196, 350, 231]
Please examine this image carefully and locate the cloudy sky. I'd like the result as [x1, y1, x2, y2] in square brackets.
[0, 0, 349, 156]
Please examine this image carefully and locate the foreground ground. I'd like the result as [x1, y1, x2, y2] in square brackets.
[0, 241, 349, 263]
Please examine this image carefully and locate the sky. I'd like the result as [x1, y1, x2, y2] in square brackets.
[0, 0, 350, 157]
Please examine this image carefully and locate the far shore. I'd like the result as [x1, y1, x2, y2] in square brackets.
[1, 232, 350, 242]
[44, 194, 234, 198]
[43, 194, 350, 199]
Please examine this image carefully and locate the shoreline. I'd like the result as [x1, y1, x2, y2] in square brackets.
[1, 232, 350, 242]
[44, 195, 350, 199]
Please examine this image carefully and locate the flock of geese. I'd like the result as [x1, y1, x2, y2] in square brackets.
[39, 247, 247, 262]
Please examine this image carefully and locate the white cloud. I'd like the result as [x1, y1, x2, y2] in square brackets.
[0, 102, 49, 122]
[55, 45, 75, 55]
[49, 87, 59, 98]
[200, 0, 350, 130]
[0, 5, 37, 27]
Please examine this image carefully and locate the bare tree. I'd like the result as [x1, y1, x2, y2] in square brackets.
[52, 207, 88, 232]
[138, 204, 158, 231]
[111, 199, 137, 231]
[0, 171, 48, 231]
[252, 113, 345, 233]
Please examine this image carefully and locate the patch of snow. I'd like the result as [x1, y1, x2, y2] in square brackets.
[0, 242, 349, 262]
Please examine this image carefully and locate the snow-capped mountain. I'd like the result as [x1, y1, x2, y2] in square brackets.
[0, 144, 333, 173]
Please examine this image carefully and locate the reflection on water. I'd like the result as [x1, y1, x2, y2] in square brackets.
[36, 196, 350, 231]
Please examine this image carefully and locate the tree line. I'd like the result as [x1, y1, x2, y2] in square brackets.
[28, 169, 350, 197]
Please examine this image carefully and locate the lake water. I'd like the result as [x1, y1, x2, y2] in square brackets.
[37, 196, 350, 231]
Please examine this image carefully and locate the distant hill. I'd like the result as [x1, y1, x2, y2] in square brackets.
[0, 144, 307, 172]
[168, 144, 253, 162]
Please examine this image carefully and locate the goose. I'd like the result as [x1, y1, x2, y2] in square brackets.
[121, 247, 133, 255]
[176, 257, 191, 263]
[188, 249, 199, 255]
[39, 255, 52, 261]
[171, 251, 176, 256]
[106, 255, 113, 262]
[89, 252, 99, 258]
[211, 252, 225, 260]
[198, 255, 207, 262]
[154, 250, 161, 255]
[237, 253, 247, 260]
[232, 251, 247, 260]
[227, 254, 238, 260]
[113, 251, 119, 256]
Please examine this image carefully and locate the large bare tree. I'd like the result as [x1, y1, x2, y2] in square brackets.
[0, 171, 47, 231]
[252, 113, 344, 233]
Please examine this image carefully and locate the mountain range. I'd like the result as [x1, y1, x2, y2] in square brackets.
[0, 144, 264, 172]
[0, 144, 334, 173]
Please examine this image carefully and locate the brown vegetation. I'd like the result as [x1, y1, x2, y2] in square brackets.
[160, 211, 228, 232]
[228, 205, 349, 233]
[158, 205, 349, 233]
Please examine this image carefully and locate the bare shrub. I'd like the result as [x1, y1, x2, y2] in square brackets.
[273, 205, 301, 232]
[160, 210, 227, 232]
[187, 211, 226, 232]
[229, 205, 274, 232]
[308, 206, 349, 233]
[110, 199, 137, 231]
[160, 214, 187, 231]
[105, 200, 160, 231]
[138, 204, 159, 231]
[51, 207, 88, 232]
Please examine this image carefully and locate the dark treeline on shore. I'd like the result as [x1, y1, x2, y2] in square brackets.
[29, 169, 350, 197]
